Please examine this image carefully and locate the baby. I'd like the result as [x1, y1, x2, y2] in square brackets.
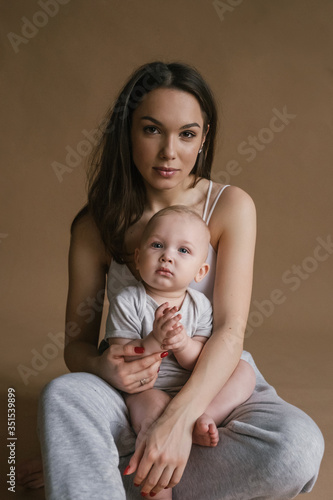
[105, 206, 256, 498]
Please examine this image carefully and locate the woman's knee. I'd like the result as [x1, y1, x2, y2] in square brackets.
[40, 373, 99, 408]
[39, 372, 127, 419]
[263, 406, 324, 496]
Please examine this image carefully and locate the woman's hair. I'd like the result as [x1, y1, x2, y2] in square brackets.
[72, 61, 218, 263]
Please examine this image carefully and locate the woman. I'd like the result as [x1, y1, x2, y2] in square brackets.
[37, 62, 324, 499]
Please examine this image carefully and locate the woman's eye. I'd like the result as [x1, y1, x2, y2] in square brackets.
[144, 126, 159, 134]
[179, 247, 189, 254]
[181, 131, 196, 139]
[151, 242, 163, 248]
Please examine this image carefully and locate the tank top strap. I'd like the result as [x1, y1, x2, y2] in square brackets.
[206, 184, 231, 224]
[202, 180, 213, 222]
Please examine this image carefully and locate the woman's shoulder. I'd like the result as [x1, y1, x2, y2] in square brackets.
[208, 182, 256, 245]
[70, 211, 110, 270]
[210, 181, 256, 213]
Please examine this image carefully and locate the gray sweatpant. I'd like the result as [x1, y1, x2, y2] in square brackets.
[38, 352, 324, 500]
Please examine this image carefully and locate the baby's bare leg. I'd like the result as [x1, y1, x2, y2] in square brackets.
[193, 360, 256, 447]
[125, 389, 173, 499]
[125, 388, 171, 437]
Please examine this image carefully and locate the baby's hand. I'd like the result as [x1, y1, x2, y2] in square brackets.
[161, 320, 189, 353]
[152, 304, 181, 347]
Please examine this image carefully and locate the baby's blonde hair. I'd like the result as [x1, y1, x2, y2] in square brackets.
[141, 205, 211, 259]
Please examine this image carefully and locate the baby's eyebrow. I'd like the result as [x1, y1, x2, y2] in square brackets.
[179, 241, 195, 248]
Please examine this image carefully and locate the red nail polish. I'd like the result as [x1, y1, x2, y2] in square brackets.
[134, 483, 140, 487]
[141, 493, 148, 497]
[150, 493, 157, 497]
[123, 466, 130, 475]
[157, 367, 160, 372]
[135, 347, 145, 353]
[161, 351, 169, 358]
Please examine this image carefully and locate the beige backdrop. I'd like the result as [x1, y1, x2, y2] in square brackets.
[1, 1, 332, 498]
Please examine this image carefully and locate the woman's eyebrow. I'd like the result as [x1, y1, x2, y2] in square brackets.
[140, 115, 201, 130]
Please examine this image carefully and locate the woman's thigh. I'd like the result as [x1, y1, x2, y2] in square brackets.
[166, 352, 324, 500]
[38, 372, 136, 499]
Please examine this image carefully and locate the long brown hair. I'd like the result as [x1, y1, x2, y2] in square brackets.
[73, 61, 218, 263]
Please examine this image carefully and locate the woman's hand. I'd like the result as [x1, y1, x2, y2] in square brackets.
[95, 343, 163, 394]
[124, 412, 193, 496]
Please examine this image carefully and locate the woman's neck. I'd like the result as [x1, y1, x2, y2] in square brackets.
[144, 176, 198, 213]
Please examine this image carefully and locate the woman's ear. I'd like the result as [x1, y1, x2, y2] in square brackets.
[199, 124, 210, 152]
[202, 123, 210, 144]
[194, 263, 210, 283]
[134, 248, 140, 269]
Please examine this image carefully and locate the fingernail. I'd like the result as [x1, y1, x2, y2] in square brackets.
[134, 483, 140, 487]
[150, 493, 157, 497]
[135, 347, 145, 353]
[141, 493, 148, 497]
[161, 351, 169, 358]
[157, 367, 160, 372]
[123, 466, 130, 475]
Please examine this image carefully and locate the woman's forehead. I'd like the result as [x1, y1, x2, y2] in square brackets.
[133, 87, 204, 126]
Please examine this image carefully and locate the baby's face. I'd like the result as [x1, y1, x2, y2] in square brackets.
[135, 213, 209, 293]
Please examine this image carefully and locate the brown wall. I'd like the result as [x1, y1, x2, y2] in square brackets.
[1, 1, 332, 497]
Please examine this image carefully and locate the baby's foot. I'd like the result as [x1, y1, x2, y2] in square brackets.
[192, 414, 219, 447]
[17, 457, 44, 489]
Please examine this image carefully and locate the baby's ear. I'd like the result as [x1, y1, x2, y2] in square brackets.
[134, 248, 140, 269]
[194, 263, 210, 283]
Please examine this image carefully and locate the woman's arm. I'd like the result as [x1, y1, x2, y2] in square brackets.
[64, 214, 162, 392]
[127, 186, 256, 496]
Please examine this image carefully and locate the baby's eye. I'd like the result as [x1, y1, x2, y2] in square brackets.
[151, 242, 163, 248]
[178, 247, 190, 254]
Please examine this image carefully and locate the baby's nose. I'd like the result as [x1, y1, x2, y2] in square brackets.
[160, 253, 172, 263]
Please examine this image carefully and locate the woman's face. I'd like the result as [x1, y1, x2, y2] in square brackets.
[131, 87, 207, 190]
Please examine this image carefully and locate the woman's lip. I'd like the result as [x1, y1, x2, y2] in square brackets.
[153, 167, 179, 178]
[154, 166, 178, 171]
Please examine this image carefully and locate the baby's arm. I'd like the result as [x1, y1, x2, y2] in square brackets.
[163, 297, 214, 371]
[173, 335, 207, 371]
[107, 302, 181, 358]
[161, 310, 208, 370]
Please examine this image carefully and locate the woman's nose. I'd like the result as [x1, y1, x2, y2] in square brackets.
[159, 136, 176, 160]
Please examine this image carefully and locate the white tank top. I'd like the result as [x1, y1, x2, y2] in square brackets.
[106, 181, 230, 303]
